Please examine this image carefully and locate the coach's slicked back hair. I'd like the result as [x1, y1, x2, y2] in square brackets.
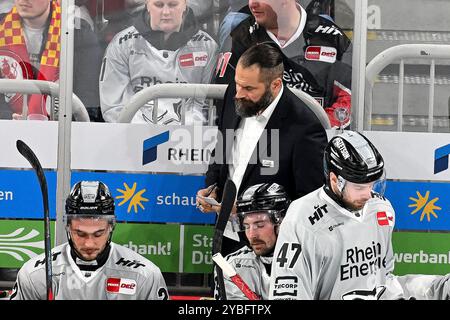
[238, 42, 284, 84]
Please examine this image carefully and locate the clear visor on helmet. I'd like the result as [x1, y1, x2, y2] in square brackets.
[337, 169, 386, 197]
[236, 211, 277, 232]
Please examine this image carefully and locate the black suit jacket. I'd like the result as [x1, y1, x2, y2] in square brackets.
[206, 84, 328, 201]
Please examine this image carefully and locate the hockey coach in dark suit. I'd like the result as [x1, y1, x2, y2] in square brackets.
[196, 43, 328, 254]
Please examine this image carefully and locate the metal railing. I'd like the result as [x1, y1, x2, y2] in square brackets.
[365, 44, 450, 132]
[117, 83, 331, 129]
[0, 79, 90, 122]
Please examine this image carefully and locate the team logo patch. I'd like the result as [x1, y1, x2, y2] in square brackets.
[179, 52, 208, 68]
[106, 277, 137, 295]
[305, 46, 337, 63]
[376, 211, 394, 226]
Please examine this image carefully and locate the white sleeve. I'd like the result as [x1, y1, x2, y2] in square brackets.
[99, 38, 135, 123]
[393, 274, 450, 300]
[10, 267, 44, 300]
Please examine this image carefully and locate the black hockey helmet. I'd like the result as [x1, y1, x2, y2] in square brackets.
[64, 181, 116, 263]
[236, 183, 291, 231]
[64, 181, 115, 225]
[324, 131, 384, 185]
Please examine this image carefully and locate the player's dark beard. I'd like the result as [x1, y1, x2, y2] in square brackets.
[234, 89, 274, 118]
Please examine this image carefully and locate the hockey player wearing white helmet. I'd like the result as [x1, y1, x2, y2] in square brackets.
[10, 181, 168, 300]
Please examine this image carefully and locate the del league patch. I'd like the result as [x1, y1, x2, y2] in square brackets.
[106, 277, 137, 295]
[305, 46, 337, 63]
[179, 51, 208, 68]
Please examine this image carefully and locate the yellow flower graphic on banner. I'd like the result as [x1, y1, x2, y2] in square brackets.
[116, 182, 149, 213]
[409, 191, 441, 222]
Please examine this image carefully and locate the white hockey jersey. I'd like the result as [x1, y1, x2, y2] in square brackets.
[214, 246, 272, 300]
[99, 9, 218, 125]
[269, 187, 400, 300]
[10, 242, 168, 300]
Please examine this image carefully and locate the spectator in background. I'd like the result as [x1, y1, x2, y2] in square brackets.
[0, 0, 14, 14]
[215, 0, 352, 128]
[0, 0, 103, 121]
[100, 0, 218, 125]
[99, 0, 214, 47]
[214, 183, 290, 300]
[196, 43, 327, 255]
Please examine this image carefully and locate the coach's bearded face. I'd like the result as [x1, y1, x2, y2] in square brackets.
[235, 88, 274, 118]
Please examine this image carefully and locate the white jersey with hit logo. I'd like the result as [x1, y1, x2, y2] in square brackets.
[269, 187, 401, 300]
[10, 243, 168, 300]
[99, 23, 218, 125]
[214, 246, 272, 300]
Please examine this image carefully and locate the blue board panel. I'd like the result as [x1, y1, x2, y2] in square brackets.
[72, 172, 215, 224]
[0, 170, 214, 224]
[0, 170, 57, 219]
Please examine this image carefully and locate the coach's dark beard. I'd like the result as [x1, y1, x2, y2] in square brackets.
[234, 89, 274, 118]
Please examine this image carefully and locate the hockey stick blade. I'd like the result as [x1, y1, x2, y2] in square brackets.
[212, 253, 260, 300]
[16, 140, 53, 300]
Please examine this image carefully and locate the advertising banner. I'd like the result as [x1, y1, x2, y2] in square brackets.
[182, 225, 214, 273]
[1, 122, 449, 181]
[72, 172, 215, 224]
[393, 231, 450, 275]
[0, 121, 217, 174]
[113, 223, 180, 273]
[0, 169, 214, 224]
[0, 170, 57, 219]
[0, 220, 55, 268]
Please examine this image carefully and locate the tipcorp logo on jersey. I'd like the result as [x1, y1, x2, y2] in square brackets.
[141, 126, 218, 175]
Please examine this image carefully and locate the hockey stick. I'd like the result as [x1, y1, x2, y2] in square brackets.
[212, 253, 261, 300]
[212, 179, 236, 300]
[16, 140, 53, 300]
